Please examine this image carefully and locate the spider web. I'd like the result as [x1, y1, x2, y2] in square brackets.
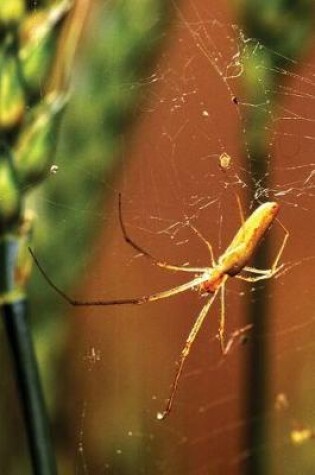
[34, 1, 315, 474]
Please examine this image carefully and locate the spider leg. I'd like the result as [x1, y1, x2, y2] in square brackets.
[217, 278, 253, 354]
[157, 290, 219, 421]
[119, 194, 204, 273]
[218, 280, 226, 353]
[273, 218, 289, 271]
[239, 264, 285, 281]
[235, 270, 281, 283]
[29, 247, 208, 307]
[220, 324, 253, 355]
[237, 219, 289, 282]
[185, 220, 216, 267]
[243, 266, 276, 275]
[235, 193, 245, 225]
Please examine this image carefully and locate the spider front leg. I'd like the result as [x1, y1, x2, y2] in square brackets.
[118, 194, 204, 274]
[29, 247, 210, 307]
[184, 220, 216, 267]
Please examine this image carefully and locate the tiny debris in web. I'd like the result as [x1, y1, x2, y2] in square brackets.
[50, 164, 59, 175]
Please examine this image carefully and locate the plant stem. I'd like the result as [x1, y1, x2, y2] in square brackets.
[3, 299, 57, 475]
[245, 243, 270, 475]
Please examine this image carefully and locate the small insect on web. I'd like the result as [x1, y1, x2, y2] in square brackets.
[29, 194, 289, 420]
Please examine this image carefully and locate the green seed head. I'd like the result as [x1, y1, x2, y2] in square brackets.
[0, 146, 21, 228]
[19, 0, 72, 99]
[0, 35, 25, 131]
[0, 0, 25, 27]
[14, 92, 68, 188]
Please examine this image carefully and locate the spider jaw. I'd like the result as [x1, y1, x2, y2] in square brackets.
[199, 268, 224, 294]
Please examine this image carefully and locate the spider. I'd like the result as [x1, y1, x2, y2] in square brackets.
[29, 195, 288, 420]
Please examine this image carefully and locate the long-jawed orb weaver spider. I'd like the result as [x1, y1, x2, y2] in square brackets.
[29, 195, 288, 420]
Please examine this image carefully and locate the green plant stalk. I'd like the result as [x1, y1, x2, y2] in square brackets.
[245, 154, 270, 475]
[243, 63, 273, 472]
[0, 235, 57, 474]
[3, 300, 57, 475]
